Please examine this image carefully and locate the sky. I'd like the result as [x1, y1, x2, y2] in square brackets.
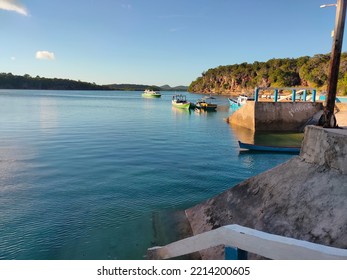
[0, 0, 345, 86]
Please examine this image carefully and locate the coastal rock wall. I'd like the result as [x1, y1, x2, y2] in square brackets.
[228, 102, 323, 132]
[185, 126, 347, 259]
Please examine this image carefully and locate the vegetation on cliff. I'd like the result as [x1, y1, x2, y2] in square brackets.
[188, 53, 347, 95]
[0, 73, 111, 90]
[0, 74, 188, 92]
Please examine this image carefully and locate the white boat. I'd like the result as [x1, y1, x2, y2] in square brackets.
[229, 94, 254, 107]
[142, 89, 161, 98]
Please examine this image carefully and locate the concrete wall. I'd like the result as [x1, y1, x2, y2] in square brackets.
[228, 102, 323, 132]
[185, 126, 347, 259]
[228, 102, 255, 130]
[300, 126, 347, 174]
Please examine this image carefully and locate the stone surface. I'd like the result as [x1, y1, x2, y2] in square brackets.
[301, 126, 347, 174]
[185, 126, 347, 259]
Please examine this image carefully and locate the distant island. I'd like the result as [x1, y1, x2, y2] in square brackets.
[0, 72, 188, 92]
[107, 83, 188, 91]
[0, 73, 111, 91]
[188, 53, 347, 96]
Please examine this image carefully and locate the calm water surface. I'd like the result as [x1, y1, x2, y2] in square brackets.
[0, 90, 297, 259]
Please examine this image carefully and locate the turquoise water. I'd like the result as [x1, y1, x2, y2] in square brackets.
[319, 95, 347, 102]
[0, 90, 296, 260]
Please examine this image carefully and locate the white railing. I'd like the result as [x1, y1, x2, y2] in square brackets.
[147, 224, 347, 260]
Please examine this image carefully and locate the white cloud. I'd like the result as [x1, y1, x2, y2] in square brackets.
[10, 56, 16, 60]
[0, 0, 28, 16]
[36, 51, 55, 60]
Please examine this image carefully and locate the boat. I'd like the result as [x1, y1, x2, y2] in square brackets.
[238, 141, 301, 154]
[228, 97, 239, 106]
[196, 96, 217, 111]
[172, 94, 190, 109]
[229, 94, 254, 107]
[142, 89, 161, 98]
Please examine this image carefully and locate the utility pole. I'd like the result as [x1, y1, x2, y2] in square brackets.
[324, 0, 347, 127]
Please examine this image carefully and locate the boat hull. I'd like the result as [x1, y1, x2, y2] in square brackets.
[228, 95, 254, 107]
[196, 102, 217, 111]
[142, 93, 161, 98]
[228, 98, 239, 106]
[172, 101, 190, 109]
[238, 141, 300, 153]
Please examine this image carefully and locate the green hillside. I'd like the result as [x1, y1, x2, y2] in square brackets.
[188, 53, 347, 95]
[0, 73, 111, 90]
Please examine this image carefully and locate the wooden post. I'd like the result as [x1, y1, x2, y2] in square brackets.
[325, 0, 347, 127]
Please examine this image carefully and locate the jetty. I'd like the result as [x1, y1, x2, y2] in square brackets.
[147, 125, 347, 259]
[227, 87, 327, 132]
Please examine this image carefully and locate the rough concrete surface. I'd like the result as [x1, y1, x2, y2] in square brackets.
[301, 126, 347, 174]
[185, 126, 347, 259]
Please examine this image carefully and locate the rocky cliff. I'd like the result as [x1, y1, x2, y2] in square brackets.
[188, 53, 347, 95]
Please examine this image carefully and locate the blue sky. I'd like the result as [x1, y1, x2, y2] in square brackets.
[0, 0, 344, 86]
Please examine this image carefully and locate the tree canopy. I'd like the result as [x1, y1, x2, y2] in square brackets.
[188, 53, 347, 95]
[0, 73, 111, 90]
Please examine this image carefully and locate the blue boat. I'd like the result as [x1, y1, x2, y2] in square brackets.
[238, 141, 301, 154]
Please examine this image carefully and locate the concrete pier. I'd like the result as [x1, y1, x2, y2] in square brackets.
[228, 101, 323, 131]
[185, 126, 347, 259]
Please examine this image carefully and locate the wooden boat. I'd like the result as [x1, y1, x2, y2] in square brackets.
[142, 89, 161, 98]
[172, 94, 190, 109]
[196, 96, 217, 111]
[238, 141, 300, 153]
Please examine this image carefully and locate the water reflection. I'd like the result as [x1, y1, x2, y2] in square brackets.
[253, 132, 304, 147]
[0, 142, 34, 193]
[229, 123, 303, 147]
[142, 96, 162, 110]
[238, 154, 256, 169]
[39, 97, 58, 132]
[171, 106, 191, 116]
[229, 125, 255, 144]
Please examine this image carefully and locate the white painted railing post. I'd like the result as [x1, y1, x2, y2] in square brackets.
[147, 224, 347, 260]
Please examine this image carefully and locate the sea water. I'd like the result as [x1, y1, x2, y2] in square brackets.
[0, 90, 297, 259]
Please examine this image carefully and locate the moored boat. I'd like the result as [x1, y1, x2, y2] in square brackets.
[196, 96, 217, 111]
[238, 141, 300, 153]
[172, 94, 190, 109]
[228, 97, 239, 106]
[142, 89, 161, 98]
[229, 94, 254, 107]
